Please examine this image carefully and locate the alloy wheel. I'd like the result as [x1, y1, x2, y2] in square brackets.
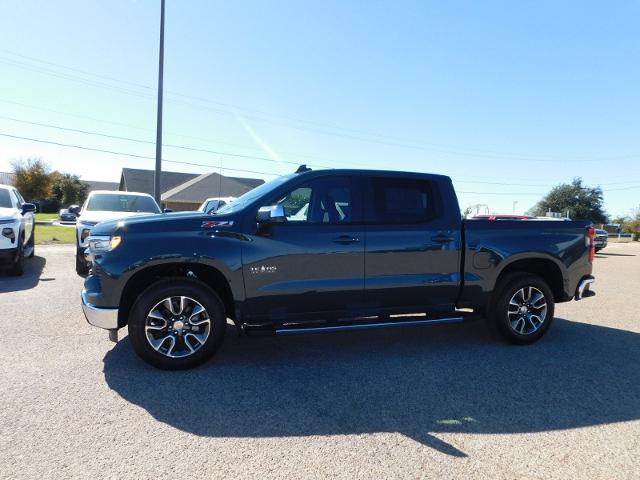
[507, 286, 548, 335]
[145, 296, 211, 358]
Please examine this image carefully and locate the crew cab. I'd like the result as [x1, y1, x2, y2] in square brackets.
[75, 191, 161, 275]
[81, 169, 597, 369]
[0, 184, 36, 276]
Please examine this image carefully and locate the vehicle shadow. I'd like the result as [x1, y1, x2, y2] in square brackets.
[0, 256, 47, 292]
[597, 252, 636, 257]
[103, 318, 640, 457]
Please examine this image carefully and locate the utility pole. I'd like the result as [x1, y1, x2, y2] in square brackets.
[153, 0, 165, 205]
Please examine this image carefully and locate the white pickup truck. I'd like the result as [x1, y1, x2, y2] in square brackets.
[0, 184, 36, 276]
[75, 190, 162, 274]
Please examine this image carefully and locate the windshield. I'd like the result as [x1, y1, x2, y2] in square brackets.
[0, 189, 12, 208]
[215, 174, 295, 214]
[86, 194, 160, 213]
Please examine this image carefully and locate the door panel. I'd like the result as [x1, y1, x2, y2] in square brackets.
[243, 224, 365, 320]
[242, 176, 365, 321]
[365, 225, 461, 310]
[364, 177, 461, 311]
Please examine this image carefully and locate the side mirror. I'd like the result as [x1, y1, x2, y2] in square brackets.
[22, 203, 36, 214]
[257, 205, 286, 223]
[163, 208, 173, 213]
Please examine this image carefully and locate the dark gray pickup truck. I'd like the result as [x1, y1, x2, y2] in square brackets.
[81, 168, 596, 369]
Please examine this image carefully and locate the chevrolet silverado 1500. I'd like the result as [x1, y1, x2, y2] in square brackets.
[81, 168, 596, 369]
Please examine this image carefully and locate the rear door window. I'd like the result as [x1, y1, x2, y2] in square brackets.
[371, 177, 439, 224]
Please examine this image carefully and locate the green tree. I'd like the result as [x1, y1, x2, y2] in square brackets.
[528, 178, 608, 224]
[11, 158, 52, 201]
[623, 206, 640, 239]
[51, 172, 89, 205]
[612, 215, 629, 225]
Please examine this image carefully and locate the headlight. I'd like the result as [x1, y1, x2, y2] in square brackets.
[0, 218, 16, 225]
[2, 227, 15, 241]
[88, 235, 122, 253]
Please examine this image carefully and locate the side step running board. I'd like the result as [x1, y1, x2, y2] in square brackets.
[244, 316, 465, 337]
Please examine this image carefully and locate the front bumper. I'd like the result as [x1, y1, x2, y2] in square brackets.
[81, 289, 119, 330]
[0, 247, 18, 265]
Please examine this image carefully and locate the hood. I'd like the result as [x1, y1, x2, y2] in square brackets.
[90, 211, 224, 236]
[0, 207, 19, 220]
[79, 210, 157, 223]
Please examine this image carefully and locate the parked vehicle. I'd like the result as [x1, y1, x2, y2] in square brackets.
[198, 196, 236, 214]
[81, 168, 597, 369]
[594, 229, 608, 252]
[0, 184, 36, 275]
[75, 191, 161, 275]
[59, 204, 80, 224]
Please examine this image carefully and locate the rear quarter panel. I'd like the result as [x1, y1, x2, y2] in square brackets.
[459, 220, 593, 307]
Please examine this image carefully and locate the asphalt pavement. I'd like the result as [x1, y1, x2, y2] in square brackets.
[0, 243, 638, 479]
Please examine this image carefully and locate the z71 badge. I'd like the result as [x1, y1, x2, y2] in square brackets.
[250, 265, 278, 274]
[201, 220, 233, 228]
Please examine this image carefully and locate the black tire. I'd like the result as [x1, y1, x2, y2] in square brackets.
[75, 248, 89, 275]
[491, 272, 555, 345]
[27, 225, 35, 258]
[8, 233, 25, 276]
[128, 278, 227, 370]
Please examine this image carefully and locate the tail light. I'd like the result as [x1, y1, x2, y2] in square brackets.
[586, 226, 596, 263]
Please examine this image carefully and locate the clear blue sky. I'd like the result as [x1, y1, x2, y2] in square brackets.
[0, 0, 639, 217]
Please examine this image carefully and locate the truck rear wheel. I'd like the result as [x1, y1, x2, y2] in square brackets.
[128, 278, 227, 370]
[491, 273, 555, 345]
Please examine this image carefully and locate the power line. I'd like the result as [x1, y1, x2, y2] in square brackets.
[0, 49, 154, 91]
[4, 50, 640, 164]
[2, 116, 640, 191]
[0, 115, 333, 168]
[0, 132, 279, 177]
[4, 130, 639, 195]
[0, 98, 337, 160]
[0, 58, 154, 101]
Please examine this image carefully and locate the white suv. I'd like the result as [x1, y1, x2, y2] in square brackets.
[198, 196, 236, 214]
[0, 184, 36, 276]
[76, 191, 161, 274]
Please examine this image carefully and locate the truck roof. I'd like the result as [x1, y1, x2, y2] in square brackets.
[294, 168, 452, 182]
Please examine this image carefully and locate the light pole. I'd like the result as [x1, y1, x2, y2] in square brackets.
[512, 200, 518, 214]
[153, 0, 165, 205]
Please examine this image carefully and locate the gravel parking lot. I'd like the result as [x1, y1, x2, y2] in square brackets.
[0, 243, 638, 479]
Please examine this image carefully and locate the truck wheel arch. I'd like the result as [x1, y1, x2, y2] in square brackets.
[118, 263, 236, 329]
[494, 257, 565, 303]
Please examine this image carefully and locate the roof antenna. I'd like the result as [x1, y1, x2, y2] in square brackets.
[295, 164, 311, 173]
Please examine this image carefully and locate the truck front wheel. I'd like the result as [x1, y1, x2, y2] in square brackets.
[491, 273, 555, 345]
[128, 278, 227, 370]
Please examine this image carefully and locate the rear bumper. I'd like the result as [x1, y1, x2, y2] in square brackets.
[81, 289, 119, 330]
[575, 276, 595, 300]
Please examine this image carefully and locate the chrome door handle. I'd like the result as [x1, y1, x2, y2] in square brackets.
[333, 235, 360, 244]
[431, 234, 455, 243]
